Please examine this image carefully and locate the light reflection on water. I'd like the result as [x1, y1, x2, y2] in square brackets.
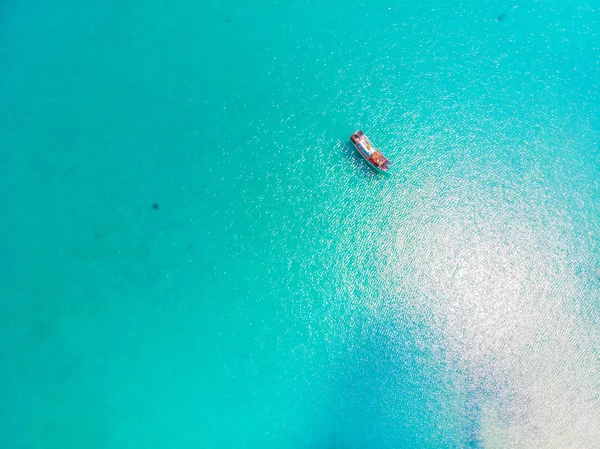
[382, 169, 600, 448]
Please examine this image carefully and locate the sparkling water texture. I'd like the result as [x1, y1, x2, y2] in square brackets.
[1, 0, 599, 448]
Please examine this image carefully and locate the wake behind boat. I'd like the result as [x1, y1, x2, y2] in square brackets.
[350, 130, 390, 173]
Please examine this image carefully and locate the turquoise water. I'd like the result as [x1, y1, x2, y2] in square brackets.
[1, 0, 599, 447]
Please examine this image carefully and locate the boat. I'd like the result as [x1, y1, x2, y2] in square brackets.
[350, 130, 390, 173]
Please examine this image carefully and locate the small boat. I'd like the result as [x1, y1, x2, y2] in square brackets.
[350, 130, 390, 173]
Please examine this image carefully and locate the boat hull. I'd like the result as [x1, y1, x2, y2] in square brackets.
[351, 141, 389, 174]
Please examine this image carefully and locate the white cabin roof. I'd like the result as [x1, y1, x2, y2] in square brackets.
[357, 137, 377, 156]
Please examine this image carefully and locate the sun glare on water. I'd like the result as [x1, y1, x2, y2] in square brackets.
[383, 177, 600, 448]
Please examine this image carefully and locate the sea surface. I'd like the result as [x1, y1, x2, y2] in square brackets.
[1, 0, 599, 447]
